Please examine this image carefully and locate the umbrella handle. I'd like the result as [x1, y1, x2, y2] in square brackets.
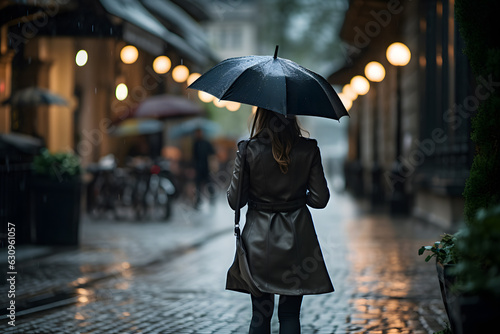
[274, 45, 279, 59]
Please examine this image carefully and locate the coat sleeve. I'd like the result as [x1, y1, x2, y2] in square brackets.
[227, 142, 249, 210]
[306, 144, 330, 209]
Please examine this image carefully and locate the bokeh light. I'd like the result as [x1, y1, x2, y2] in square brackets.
[350, 76, 370, 95]
[153, 56, 171, 74]
[187, 73, 201, 86]
[226, 101, 241, 112]
[364, 61, 386, 82]
[75, 50, 88, 67]
[386, 42, 411, 67]
[115, 83, 128, 101]
[172, 65, 189, 83]
[120, 45, 138, 64]
[198, 91, 214, 103]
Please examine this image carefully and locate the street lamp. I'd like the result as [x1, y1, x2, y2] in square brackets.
[365, 61, 386, 82]
[364, 61, 386, 208]
[348, 75, 370, 198]
[350, 75, 370, 95]
[342, 84, 358, 101]
[338, 92, 353, 111]
[386, 42, 411, 214]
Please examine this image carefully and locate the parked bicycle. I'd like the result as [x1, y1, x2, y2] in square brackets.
[86, 155, 177, 221]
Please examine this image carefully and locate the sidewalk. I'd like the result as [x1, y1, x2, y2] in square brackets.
[1, 190, 449, 333]
[0, 193, 233, 317]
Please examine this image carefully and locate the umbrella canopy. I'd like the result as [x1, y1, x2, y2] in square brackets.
[188, 46, 349, 120]
[169, 117, 220, 139]
[0, 132, 44, 155]
[2, 87, 68, 108]
[133, 94, 203, 119]
[110, 119, 164, 137]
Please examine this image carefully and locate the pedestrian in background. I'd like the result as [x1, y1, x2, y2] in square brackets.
[227, 108, 334, 334]
[192, 128, 215, 209]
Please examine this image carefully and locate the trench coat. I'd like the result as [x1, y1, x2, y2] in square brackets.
[227, 136, 334, 296]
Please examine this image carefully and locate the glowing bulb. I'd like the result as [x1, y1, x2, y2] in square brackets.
[213, 99, 227, 108]
[338, 93, 352, 111]
[153, 56, 171, 74]
[364, 61, 386, 82]
[350, 76, 370, 95]
[120, 45, 138, 64]
[226, 101, 241, 112]
[342, 84, 358, 101]
[198, 91, 214, 103]
[187, 73, 201, 86]
[386, 42, 411, 67]
[115, 83, 128, 101]
[172, 65, 189, 83]
[75, 50, 88, 67]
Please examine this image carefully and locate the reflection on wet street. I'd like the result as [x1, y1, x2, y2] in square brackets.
[1, 192, 448, 333]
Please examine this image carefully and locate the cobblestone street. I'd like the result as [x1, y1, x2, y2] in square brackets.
[1, 191, 449, 333]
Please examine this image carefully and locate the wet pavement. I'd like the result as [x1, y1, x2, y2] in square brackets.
[0, 190, 449, 333]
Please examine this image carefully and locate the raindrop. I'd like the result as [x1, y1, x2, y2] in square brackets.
[95, 88, 97, 94]
[110, 28, 113, 34]
[28, 57, 31, 64]
[92, 25, 94, 32]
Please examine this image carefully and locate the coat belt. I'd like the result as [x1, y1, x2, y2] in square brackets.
[248, 198, 307, 212]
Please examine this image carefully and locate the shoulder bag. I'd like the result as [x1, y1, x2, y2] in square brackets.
[225, 140, 263, 296]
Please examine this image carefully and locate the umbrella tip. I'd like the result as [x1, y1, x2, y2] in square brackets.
[274, 45, 279, 59]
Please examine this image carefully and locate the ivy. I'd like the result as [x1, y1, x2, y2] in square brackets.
[455, 0, 500, 225]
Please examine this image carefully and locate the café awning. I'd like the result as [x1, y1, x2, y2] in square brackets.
[100, 0, 212, 65]
[141, 0, 219, 64]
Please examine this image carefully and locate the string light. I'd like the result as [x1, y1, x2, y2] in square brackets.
[120, 45, 138, 64]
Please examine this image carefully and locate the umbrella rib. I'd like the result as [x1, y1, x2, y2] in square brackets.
[275, 59, 289, 116]
[286, 60, 346, 118]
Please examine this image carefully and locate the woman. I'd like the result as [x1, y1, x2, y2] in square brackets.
[228, 107, 334, 334]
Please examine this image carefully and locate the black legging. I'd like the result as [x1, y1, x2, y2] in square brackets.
[249, 293, 303, 334]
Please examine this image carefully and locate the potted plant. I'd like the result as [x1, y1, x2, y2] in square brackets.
[451, 205, 500, 333]
[419, 205, 500, 334]
[31, 149, 82, 245]
[419, 233, 461, 334]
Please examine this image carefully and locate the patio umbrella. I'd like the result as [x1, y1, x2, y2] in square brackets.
[169, 118, 220, 139]
[188, 46, 349, 120]
[133, 94, 203, 119]
[2, 87, 68, 108]
[110, 119, 163, 137]
[0, 132, 44, 155]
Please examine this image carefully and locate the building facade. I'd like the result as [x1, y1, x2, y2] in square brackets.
[0, 0, 216, 165]
[330, 0, 473, 229]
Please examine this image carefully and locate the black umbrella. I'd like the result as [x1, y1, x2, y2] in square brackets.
[2, 87, 68, 108]
[188, 46, 349, 120]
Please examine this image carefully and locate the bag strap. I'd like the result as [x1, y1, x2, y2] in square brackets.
[234, 140, 249, 239]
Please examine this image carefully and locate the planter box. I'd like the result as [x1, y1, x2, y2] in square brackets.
[436, 261, 500, 334]
[31, 176, 82, 245]
[436, 262, 460, 333]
